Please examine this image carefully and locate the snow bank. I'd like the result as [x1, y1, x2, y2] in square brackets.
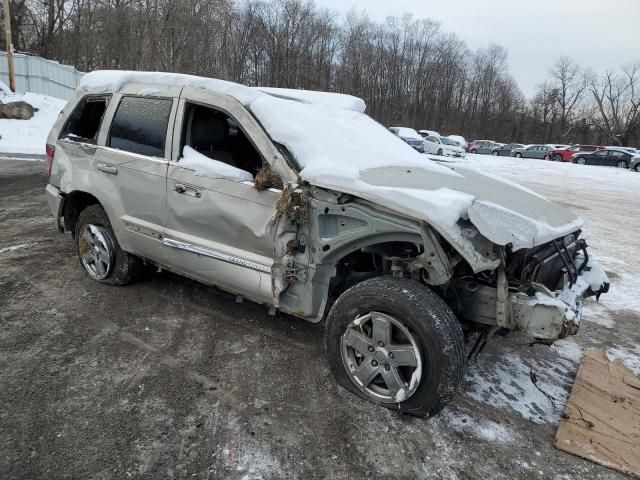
[178, 146, 253, 182]
[0, 92, 66, 155]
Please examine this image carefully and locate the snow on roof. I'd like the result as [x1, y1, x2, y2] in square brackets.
[391, 127, 424, 140]
[79, 71, 453, 180]
[254, 87, 365, 113]
[79, 71, 365, 112]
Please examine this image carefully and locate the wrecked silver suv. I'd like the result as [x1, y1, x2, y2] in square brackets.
[45, 71, 609, 417]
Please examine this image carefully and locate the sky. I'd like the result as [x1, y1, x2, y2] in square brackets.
[315, 0, 640, 98]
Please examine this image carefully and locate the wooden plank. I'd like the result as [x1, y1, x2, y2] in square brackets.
[555, 349, 640, 477]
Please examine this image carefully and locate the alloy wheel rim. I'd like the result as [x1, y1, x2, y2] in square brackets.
[340, 311, 423, 403]
[617, 161, 626, 168]
[78, 224, 114, 280]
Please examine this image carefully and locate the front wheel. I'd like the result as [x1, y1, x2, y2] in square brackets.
[75, 204, 141, 286]
[437, 148, 443, 156]
[471, 149, 477, 154]
[492, 151, 499, 156]
[575, 157, 586, 165]
[515, 152, 522, 158]
[325, 277, 466, 417]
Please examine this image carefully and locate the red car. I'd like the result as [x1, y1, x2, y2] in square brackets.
[548, 145, 602, 162]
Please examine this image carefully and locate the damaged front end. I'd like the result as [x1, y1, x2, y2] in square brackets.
[451, 232, 610, 341]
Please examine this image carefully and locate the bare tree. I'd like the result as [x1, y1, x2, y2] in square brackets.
[8, 0, 639, 145]
[549, 56, 588, 138]
[589, 63, 640, 146]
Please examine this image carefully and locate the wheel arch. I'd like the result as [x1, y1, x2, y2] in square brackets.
[61, 190, 102, 237]
[309, 232, 442, 322]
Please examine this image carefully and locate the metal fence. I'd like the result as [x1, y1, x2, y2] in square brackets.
[0, 52, 84, 100]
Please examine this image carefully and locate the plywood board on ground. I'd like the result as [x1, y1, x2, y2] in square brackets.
[555, 349, 640, 477]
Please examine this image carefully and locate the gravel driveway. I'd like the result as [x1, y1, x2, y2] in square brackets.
[0, 158, 637, 479]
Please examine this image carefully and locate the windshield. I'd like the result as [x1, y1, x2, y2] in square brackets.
[249, 96, 451, 175]
[441, 138, 458, 146]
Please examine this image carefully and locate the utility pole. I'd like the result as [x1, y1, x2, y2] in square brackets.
[2, 0, 15, 92]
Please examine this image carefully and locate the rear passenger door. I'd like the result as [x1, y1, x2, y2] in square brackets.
[92, 84, 180, 263]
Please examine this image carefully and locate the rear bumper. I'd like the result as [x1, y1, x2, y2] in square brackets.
[45, 184, 65, 233]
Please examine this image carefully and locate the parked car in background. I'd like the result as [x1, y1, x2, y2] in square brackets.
[468, 140, 501, 154]
[447, 135, 467, 150]
[389, 127, 426, 153]
[510, 144, 553, 159]
[542, 145, 570, 159]
[491, 143, 524, 156]
[629, 154, 640, 172]
[572, 148, 634, 168]
[605, 146, 640, 156]
[418, 129, 441, 138]
[548, 145, 601, 162]
[423, 135, 466, 157]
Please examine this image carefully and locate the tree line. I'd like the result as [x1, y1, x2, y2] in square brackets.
[2, 0, 639, 145]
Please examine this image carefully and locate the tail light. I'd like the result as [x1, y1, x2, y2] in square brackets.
[45, 144, 55, 176]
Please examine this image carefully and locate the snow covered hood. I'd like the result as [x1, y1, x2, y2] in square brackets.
[79, 71, 583, 252]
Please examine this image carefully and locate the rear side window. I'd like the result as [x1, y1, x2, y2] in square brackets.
[61, 95, 110, 143]
[108, 97, 172, 157]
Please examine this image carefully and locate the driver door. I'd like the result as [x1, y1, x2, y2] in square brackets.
[164, 89, 284, 304]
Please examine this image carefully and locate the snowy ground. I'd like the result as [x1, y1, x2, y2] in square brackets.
[1, 152, 639, 478]
[0, 90, 65, 155]
[447, 153, 640, 421]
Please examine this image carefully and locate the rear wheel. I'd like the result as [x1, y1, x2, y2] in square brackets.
[471, 149, 477, 154]
[75, 205, 141, 286]
[325, 277, 466, 417]
[553, 153, 563, 162]
[437, 148, 443, 156]
[492, 151, 499, 156]
[635, 163, 640, 172]
[515, 152, 522, 158]
[616, 160, 628, 169]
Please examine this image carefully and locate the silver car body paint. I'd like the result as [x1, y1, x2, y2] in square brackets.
[45, 78, 607, 340]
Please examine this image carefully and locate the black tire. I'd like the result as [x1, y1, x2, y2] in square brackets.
[616, 160, 628, 169]
[575, 157, 586, 165]
[515, 152, 522, 158]
[635, 164, 640, 172]
[553, 153, 562, 162]
[75, 204, 141, 286]
[325, 277, 466, 417]
[492, 151, 499, 156]
[437, 148, 443, 155]
[471, 148, 477, 154]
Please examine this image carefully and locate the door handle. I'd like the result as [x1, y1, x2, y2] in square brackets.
[174, 183, 201, 198]
[96, 163, 117, 175]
